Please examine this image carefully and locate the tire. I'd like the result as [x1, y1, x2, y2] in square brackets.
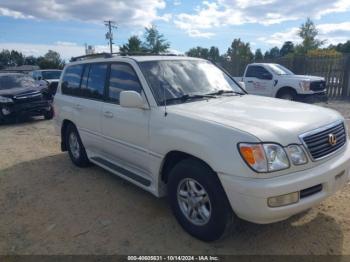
[277, 89, 296, 101]
[167, 158, 236, 241]
[65, 124, 90, 167]
[44, 107, 54, 120]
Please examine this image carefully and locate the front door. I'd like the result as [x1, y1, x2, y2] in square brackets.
[244, 65, 274, 96]
[101, 62, 151, 176]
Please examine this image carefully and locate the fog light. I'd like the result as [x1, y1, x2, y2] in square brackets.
[268, 192, 299, 207]
[1, 107, 10, 115]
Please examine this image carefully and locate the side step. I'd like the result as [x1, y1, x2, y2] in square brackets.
[91, 157, 151, 187]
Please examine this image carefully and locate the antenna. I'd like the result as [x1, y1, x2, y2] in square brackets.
[161, 65, 168, 117]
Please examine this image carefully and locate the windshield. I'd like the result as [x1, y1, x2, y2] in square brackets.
[268, 64, 294, 75]
[139, 60, 244, 105]
[0, 74, 36, 90]
[42, 70, 62, 80]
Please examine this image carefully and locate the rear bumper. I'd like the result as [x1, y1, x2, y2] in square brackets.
[219, 142, 350, 224]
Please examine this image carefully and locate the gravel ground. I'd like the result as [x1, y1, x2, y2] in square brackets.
[0, 101, 350, 255]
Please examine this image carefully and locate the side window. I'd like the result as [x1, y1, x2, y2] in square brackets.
[61, 65, 84, 96]
[107, 63, 142, 103]
[246, 66, 271, 79]
[81, 63, 107, 100]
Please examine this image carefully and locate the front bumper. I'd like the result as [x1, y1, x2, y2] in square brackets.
[297, 91, 328, 103]
[219, 142, 350, 224]
[1, 100, 52, 119]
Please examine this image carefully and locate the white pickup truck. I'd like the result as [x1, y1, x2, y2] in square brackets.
[239, 63, 327, 101]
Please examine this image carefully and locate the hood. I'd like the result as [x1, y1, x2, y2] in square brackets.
[0, 87, 41, 97]
[282, 74, 324, 81]
[168, 95, 342, 145]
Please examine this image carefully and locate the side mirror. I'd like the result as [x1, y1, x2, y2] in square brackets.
[239, 81, 246, 90]
[120, 91, 145, 109]
[38, 76, 42, 80]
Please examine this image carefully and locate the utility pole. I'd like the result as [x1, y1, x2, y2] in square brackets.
[104, 20, 117, 54]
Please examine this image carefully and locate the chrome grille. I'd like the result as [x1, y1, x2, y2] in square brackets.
[301, 121, 347, 160]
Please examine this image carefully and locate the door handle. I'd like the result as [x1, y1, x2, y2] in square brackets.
[103, 111, 114, 118]
[247, 80, 253, 83]
[75, 104, 83, 110]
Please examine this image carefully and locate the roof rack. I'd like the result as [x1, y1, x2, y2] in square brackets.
[70, 52, 185, 62]
[70, 52, 112, 62]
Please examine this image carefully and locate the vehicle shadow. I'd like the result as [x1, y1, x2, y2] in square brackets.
[0, 153, 345, 255]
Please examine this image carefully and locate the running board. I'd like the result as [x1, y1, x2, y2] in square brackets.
[91, 157, 151, 187]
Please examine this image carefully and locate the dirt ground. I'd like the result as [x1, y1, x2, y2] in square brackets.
[0, 100, 350, 255]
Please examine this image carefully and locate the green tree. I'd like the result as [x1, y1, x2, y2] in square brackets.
[24, 56, 38, 65]
[334, 41, 350, 53]
[10, 50, 25, 66]
[186, 46, 209, 59]
[208, 46, 220, 62]
[226, 38, 253, 62]
[0, 49, 11, 68]
[254, 48, 263, 60]
[269, 46, 280, 58]
[143, 25, 170, 54]
[38, 50, 65, 69]
[296, 18, 325, 54]
[264, 50, 271, 59]
[120, 35, 144, 54]
[280, 41, 294, 56]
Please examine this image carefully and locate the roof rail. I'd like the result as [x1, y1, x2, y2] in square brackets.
[114, 51, 184, 56]
[70, 52, 185, 62]
[70, 52, 112, 62]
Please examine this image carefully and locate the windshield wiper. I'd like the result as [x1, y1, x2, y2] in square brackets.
[206, 90, 244, 96]
[160, 94, 215, 105]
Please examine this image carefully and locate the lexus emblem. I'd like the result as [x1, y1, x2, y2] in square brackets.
[328, 133, 337, 146]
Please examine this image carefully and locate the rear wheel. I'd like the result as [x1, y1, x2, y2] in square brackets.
[65, 124, 90, 167]
[168, 158, 236, 241]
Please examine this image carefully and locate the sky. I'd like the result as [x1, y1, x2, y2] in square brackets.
[0, 0, 349, 60]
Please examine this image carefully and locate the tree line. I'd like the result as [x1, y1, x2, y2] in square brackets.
[1, 18, 349, 71]
[0, 49, 65, 70]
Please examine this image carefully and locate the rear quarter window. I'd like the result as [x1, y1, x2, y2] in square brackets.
[61, 64, 84, 96]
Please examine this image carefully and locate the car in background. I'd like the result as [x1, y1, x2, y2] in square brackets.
[30, 69, 62, 96]
[239, 63, 327, 101]
[0, 73, 54, 123]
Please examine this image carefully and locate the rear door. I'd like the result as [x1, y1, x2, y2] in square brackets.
[244, 65, 274, 96]
[101, 62, 151, 176]
[76, 63, 107, 154]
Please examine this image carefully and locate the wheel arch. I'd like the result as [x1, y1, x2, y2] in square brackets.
[160, 150, 215, 185]
[275, 86, 297, 98]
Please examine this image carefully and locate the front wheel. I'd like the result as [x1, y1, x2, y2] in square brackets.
[277, 90, 296, 101]
[44, 107, 54, 120]
[168, 158, 236, 241]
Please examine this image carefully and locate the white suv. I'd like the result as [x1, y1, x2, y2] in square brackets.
[54, 54, 350, 241]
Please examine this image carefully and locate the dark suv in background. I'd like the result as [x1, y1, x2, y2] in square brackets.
[0, 73, 54, 123]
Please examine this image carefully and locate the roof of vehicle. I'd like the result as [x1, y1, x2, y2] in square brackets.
[68, 53, 204, 65]
[248, 63, 278, 66]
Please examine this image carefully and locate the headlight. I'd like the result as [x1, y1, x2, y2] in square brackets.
[239, 143, 289, 173]
[287, 145, 308, 165]
[0, 96, 13, 103]
[299, 80, 310, 91]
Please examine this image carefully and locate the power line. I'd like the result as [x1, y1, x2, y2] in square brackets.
[104, 20, 117, 54]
